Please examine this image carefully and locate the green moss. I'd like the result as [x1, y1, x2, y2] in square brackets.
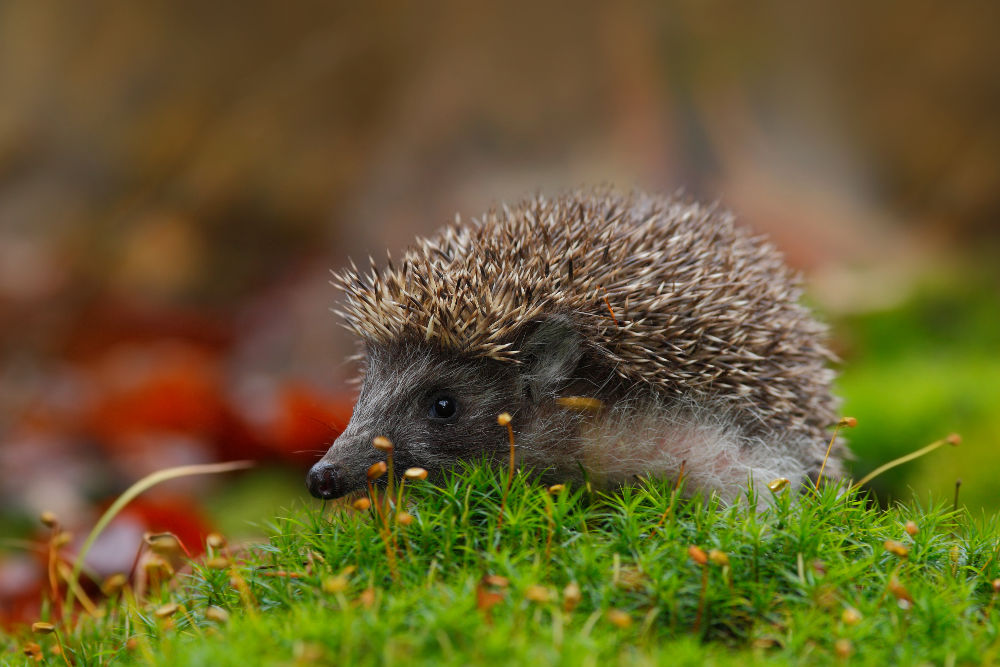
[835, 271, 1000, 511]
[5, 464, 999, 665]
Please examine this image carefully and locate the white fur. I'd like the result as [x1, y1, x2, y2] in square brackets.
[575, 397, 811, 503]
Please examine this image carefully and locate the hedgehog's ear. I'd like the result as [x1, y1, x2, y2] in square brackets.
[520, 316, 582, 404]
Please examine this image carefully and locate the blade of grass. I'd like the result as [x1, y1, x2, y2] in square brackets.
[63, 460, 254, 616]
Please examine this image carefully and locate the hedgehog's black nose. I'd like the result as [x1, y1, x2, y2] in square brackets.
[307, 461, 346, 500]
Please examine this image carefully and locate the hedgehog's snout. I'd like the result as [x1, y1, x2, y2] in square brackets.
[307, 423, 383, 500]
[306, 460, 348, 499]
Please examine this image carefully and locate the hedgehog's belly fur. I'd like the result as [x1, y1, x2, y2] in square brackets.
[573, 400, 812, 500]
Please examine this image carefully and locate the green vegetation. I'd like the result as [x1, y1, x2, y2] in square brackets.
[5, 462, 1000, 665]
[837, 272, 1000, 511]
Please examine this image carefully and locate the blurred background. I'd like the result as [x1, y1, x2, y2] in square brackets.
[1, 1, 998, 625]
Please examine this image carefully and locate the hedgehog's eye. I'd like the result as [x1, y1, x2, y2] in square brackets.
[429, 393, 459, 422]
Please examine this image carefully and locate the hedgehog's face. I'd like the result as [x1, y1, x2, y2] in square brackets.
[306, 317, 583, 499]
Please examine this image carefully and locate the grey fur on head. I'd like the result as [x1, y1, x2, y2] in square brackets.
[307, 187, 844, 501]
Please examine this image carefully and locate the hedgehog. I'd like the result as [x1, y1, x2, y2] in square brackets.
[306, 188, 843, 502]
